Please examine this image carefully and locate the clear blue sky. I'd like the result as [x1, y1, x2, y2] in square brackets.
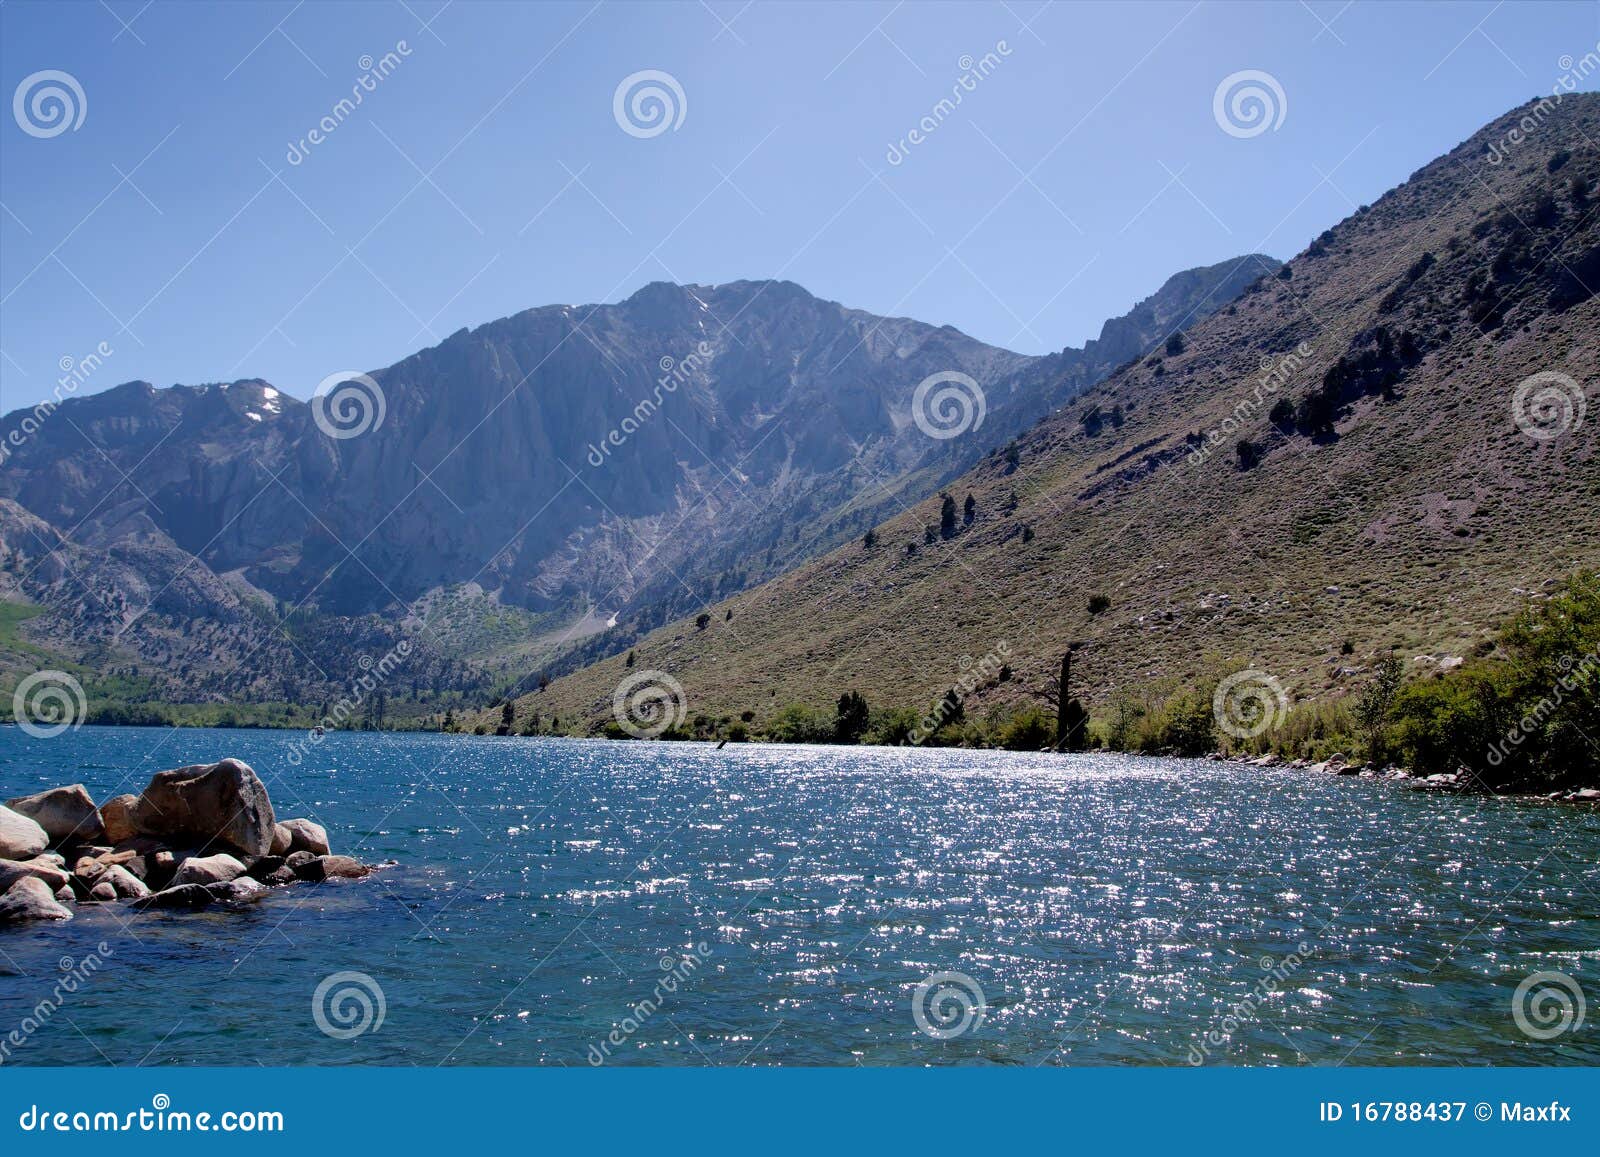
[2, 0, 1598, 408]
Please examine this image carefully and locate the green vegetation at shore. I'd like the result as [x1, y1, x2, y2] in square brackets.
[22, 574, 1596, 798]
[465, 572, 1599, 794]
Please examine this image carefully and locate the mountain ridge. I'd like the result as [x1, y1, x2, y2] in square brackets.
[498, 94, 1600, 737]
[0, 255, 1276, 708]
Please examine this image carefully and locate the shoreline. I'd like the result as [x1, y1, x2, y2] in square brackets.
[7, 720, 1595, 805]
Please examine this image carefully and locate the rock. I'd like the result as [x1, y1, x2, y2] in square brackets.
[89, 880, 117, 902]
[206, 877, 267, 904]
[131, 758, 276, 857]
[100, 794, 140, 844]
[280, 818, 330, 856]
[170, 853, 246, 888]
[1572, 788, 1600, 801]
[54, 884, 74, 903]
[283, 850, 318, 873]
[262, 866, 297, 886]
[100, 864, 150, 899]
[130, 883, 215, 911]
[5, 784, 104, 844]
[298, 855, 369, 882]
[270, 823, 293, 856]
[0, 876, 73, 924]
[145, 850, 181, 891]
[0, 805, 48, 861]
[107, 837, 164, 882]
[0, 857, 71, 893]
[34, 852, 66, 868]
[246, 855, 286, 882]
[72, 856, 108, 884]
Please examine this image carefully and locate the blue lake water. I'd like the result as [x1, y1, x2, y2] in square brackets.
[1, 726, 1597, 1066]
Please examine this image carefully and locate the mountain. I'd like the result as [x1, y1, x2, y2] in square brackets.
[505, 95, 1600, 735]
[0, 258, 1274, 707]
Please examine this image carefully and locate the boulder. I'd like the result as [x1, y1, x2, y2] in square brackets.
[0, 876, 73, 924]
[206, 877, 267, 904]
[131, 758, 276, 857]
[246, 855, 286, 882]
[0, 857, 71, 894]
[283, 850, 318, 873]
[298, 855, 369, 882]
[54, 884, 74, 904]
[130, 883, 215, 911]
[262, 866, 297, 887]
[100, 864, 151, 899]
[89, 880, 117, 902]
[0, 805, 48, 861]
[145, 850, 181, 891]
[170, 853, 246, 889]
[1573, 788, 1600, 801]
[269, 823, 293, 856]
[280, 818, 330, 856]
[100, 794, 140, 844]
[72, 856, 108, 884]
[5, 784, 104, 844]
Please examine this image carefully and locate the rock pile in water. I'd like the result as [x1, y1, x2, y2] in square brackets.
[0, 758, 379, 926]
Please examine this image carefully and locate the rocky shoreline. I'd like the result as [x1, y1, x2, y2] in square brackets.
[0, 758, 382, 926]
[1209, 750, 1600, 801]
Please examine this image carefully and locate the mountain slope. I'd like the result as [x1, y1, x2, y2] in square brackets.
[510, 95, 1600, 735]
[0, 260, 1273, 703]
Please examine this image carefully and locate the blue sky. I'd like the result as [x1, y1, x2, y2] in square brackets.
[2, 0, 1598, 408]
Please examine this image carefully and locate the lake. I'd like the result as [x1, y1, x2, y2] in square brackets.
[1, 727, 1597, 1066]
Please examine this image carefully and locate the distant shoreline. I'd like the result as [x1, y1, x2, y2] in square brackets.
[9, 719, 1595, 804]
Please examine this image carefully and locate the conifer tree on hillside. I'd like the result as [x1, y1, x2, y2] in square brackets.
[940, 494, 958, 540]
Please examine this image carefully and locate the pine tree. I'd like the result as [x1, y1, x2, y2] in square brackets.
[940, 494, 957, 540]
[834, 691, 870, 744]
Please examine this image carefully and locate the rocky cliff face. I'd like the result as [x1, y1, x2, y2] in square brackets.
[0, 261, 1275, 698]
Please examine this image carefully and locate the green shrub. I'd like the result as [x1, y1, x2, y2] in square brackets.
[996, 705, 1054, 750]
[764, 703, 835, 744]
